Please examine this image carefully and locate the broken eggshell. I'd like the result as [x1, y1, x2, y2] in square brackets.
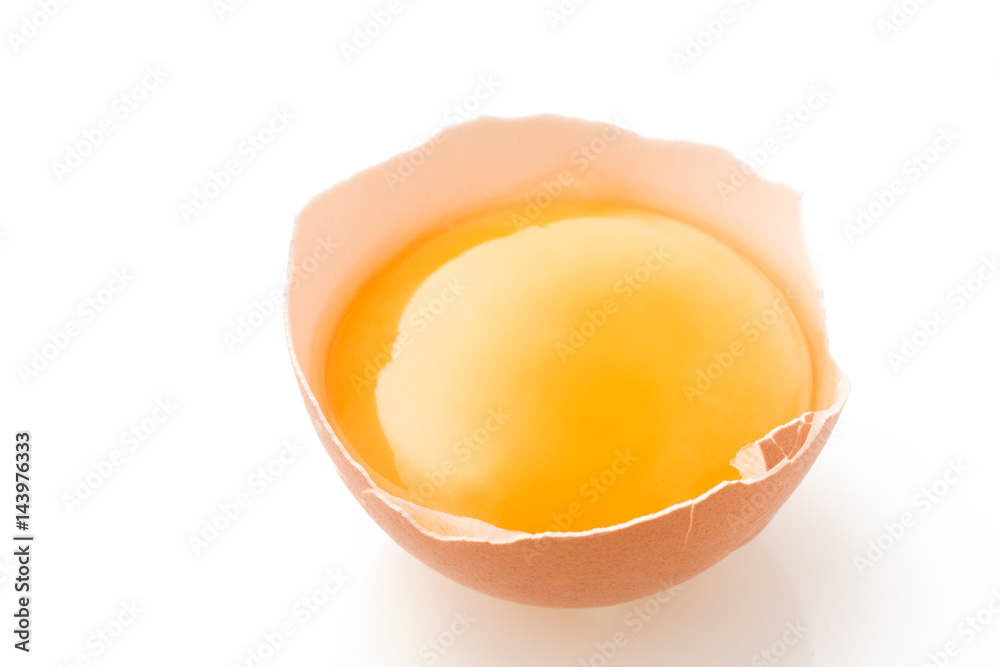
[284, 114, 849, 608]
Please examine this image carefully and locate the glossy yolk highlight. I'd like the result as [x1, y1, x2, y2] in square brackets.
[323, 208, 813, 533]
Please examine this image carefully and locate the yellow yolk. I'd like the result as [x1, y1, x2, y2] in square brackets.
[321, 205, 813, 533]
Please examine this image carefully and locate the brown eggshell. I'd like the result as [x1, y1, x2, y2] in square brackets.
[285, 114, 849, 608]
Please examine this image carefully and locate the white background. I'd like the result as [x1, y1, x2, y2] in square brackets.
[2, 0, 999, 665]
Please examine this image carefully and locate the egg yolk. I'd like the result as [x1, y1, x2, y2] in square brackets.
[321, 204, 813, 533]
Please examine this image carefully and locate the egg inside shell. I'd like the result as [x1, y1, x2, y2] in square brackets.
[322, 205, 814, 535]
[285, 115, 848, 607]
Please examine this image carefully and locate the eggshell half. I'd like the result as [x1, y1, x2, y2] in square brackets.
[285, 114, 849, 608]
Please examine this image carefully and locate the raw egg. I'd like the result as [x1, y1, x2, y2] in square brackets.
[285, 115, 848, 607]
